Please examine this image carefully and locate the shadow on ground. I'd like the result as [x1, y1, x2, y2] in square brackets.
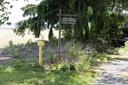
[95, 73, 128, 85]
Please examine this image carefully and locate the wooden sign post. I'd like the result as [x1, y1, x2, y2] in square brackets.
[58, 9, 62, 57]
[57, 9, 77, 57]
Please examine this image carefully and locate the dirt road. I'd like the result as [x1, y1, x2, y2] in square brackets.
[93, 54, 128, 85]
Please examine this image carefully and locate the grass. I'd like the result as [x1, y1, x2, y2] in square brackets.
[0, 32, 111, 85]
[118, 41, 128, 80]
[0, 59, 95, 85]
[116, 41, 128, 55]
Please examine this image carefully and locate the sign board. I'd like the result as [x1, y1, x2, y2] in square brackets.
[57, 9, 77, 57]
[57, 13, 77, 25]
[57, 14, 78, 17]
[62, 17, 77, 25]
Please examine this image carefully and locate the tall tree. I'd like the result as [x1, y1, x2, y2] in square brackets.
[15, 0, 128, 42]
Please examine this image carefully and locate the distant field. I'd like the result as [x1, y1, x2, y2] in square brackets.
[0, 29, 59, 48]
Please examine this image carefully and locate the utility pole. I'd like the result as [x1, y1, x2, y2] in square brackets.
[58, 9, 62, 57]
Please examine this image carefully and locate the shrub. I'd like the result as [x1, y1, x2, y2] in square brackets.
[89, 53, 110, 65]
[45, 49, 58, 64]
[65, 41, 83, 57]
[117, 41, 128, 54]
[59, 64, 76, 72]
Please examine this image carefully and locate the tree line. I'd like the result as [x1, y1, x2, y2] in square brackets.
[1, 0, 128, 46]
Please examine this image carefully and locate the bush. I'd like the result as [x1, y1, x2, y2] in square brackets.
[89, 53, 110, 65]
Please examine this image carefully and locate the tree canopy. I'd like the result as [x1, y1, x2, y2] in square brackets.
[0, 0, 10, 25]
[15, 0, 128, 42]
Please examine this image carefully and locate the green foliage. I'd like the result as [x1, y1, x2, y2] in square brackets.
[15, 0, 128, 45]
[117, 41, 128, 54]
[21, 4, 37, 17]
[65, 41, 83, 57]
[49, 39, 58, 48]
[0, 39, 113, 85]
[46, 50, 58, 64]
[58, 64, 76, 72]
[77, 58, 92, 72]
[9, 40, 14, 47]
[62, 27, 74, 41]
[10, 59, 44, 72]
[0, 0, 10, 25]
[91, 54, 110, 64]
[15, 16, 43, 37]
[64, 41, 110, 72]
[0, 59, 95, 85]
[125, 41, 128, 48]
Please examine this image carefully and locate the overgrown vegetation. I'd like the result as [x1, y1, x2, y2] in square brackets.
[0, 59, 96, 85]
[0, 0, 128, 85]
[0, 40, 111, 85]
[116, 41, 128, 54]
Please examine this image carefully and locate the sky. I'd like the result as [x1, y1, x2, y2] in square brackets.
[7, 0, 41, 23]
[0, 0, 128, 29]
[0, 0, 41, 29]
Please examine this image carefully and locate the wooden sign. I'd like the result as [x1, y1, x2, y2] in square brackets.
[62, 17, 77, 25]
[57, 14, 78, 17]
[57, 13, 77, 25]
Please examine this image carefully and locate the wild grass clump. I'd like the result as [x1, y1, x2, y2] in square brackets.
[65, 41, 83, 58]
[124, 41, 128, 50]
[63, 41, 110, 72]
[88, 53, 110, 66]
[45, 49, 58, 64]
[116, 41, 128, 54]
